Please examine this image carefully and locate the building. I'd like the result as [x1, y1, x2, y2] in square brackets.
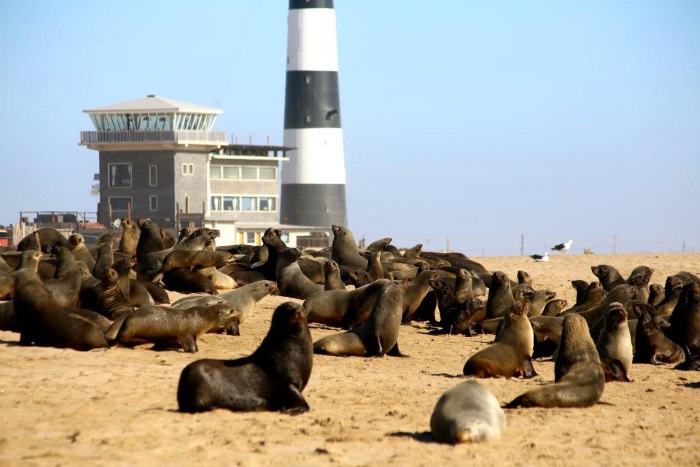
[80, 94, 332, 247]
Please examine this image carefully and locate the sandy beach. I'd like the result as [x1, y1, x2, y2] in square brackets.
[1, 252, 699, 466]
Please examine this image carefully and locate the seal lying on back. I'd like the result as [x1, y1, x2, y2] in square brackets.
[505, 314, 605, 408]
[430, 380, 505, 444]
[313, 280, 408, 357]
[463, 301, 536, 378]
[177, 302, 313, 414]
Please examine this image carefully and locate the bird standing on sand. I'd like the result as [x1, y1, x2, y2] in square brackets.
[551, 239, 574, 253]
[531, 253, 549, 262]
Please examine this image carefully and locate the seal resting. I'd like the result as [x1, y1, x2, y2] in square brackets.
[313, 280, 408, 357]
[177, 302, 313, 414]
[430, 380, 505, 444]
[107, 303, 234, 352]
[595, 302, 633, 382]
[505, 314, 605, 408]
[463, 300, 536, 378]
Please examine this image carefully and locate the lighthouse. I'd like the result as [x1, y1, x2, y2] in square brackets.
[280, 0, 348, 227]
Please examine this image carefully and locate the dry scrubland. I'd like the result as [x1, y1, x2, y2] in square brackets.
[1, 253, 699, 466]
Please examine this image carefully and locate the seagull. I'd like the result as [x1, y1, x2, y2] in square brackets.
[531, 253, 549, 262]
[551, 239, 574, 253]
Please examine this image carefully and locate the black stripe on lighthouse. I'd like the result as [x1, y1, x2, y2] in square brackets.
[284, 71, 341, 129]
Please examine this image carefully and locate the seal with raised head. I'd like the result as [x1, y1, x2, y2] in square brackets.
[331, 225, 368, 270]
[68, 233, 96, 271]
[276, 248, 323, 300]
[43, 246, 82, 308]
[596, 302, 633, 382]
[485, 271, 515, 320]
[136, 218, 165, 261]
[591, 265, 626, 292]
[107, 303, 234, 352]
[323, 260, 345, 291]
[430, 380, 505, 444]
[668, 281, 700, 354]
[118, 218, 140, 258]
[463, 301, 536, 378]
[177, 301, 313, 414]
[313, 280, 409, 357]
[506, 313, 605, 408]
[541, 299, 568, 317]
[303, 279, 391, 329]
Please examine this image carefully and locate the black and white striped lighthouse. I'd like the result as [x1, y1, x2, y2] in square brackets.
[280, 0, 348, 227]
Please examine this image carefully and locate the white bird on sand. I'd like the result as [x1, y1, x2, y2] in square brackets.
[551, 239, 574, 253]
[531, 253, 549, 262]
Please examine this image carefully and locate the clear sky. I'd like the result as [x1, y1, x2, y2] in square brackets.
[1, 1, 699, 256]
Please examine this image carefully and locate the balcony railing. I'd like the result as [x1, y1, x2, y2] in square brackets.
[80, 130, 227, 146]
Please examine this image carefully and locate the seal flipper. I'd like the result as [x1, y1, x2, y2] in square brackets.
[601, 359, 631, 382]
[275, 384, 310, 415]
[519, 356, 538, 378]
[387, 342, 408, 357]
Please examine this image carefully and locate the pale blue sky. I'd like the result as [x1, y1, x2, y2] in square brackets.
[1, 1, 698, 255]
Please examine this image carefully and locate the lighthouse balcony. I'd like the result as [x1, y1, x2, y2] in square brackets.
[80, 130, 227, 150]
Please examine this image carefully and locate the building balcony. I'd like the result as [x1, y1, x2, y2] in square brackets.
[80, 130, 228, 151]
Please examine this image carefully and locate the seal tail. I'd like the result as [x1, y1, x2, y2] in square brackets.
[105, 312, 131, 343]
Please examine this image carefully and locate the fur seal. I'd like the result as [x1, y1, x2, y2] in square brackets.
[401, 270, 439, 322]
[668, 281, 700, 354]
[43, 246, 82, 308]
[303, 279, 391, 329]
[485, 271, 515, 320]
[506, 314, 605, 408]
[655, 275, 684, 316]
[440, 298, 486, 335]
[68, 233, 96, 271]
[160, 250, 235, 274]
[463, 301, 536, 378]
[430, 380, 505, 444]
[118, 218, 140, 258]
[648, 283, 665, 307]
[136, 218, 165, 261]
[591, 265, 626, 292]
[541, 299, 568, 317]
[313, 280, 408, 357]
[323, 260, 345, 291]
[162, 269, 218, 295]
[177, 301, 313, 414]
[97, 268, 136, 320]
[13, 268, 109, 351]
[276, 248, 323, 300]
[632, 302, 684, 364]
[92, 243, 114, 281]
[571, 280, 590, 305]
[107, 303, 234, 352]
[596, 302, 633, 382]
[17, 227, 70, 252]
[331, 225, 368, 270]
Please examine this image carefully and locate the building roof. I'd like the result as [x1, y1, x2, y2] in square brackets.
[83, 95, 223, 115]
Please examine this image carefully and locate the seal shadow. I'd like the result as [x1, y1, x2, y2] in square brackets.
[679, 381, 700, 389]
[430, 372, 464, 379]
[388, 431, 437, 444]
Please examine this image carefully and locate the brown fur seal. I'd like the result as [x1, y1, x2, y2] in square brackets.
[118, 218, 140, 258]
[108, 303, 234, 352]
[402, 270, 439, 322]
[596, 302, 633, 382]
[162, 268, 218, 295]
[276, 248, 323, 300]
[136, 218, 165, 261]
[485, 271, 515, 320]
[323, 260, 345, 291]
[542, 299, 568, 317]
[13, 268, 109, 351]
[627, 267, 653, 304]
[68, 233, 96, 271]
[331, 225, 368, 270]
[591, 264, 626, 291]
[506, 314, 605, 408]
[177, 302, 313, 414]
[440, 298, 486, 335]
[668, 281, 700, 354]
[430, 380, 505, 444]
[98, 268, 135, 320]
[524, 289, 557, 317]
[571, 283, 636, 328]
[463, 301, 536, 378]
[571, 280, 590, 305]
[313, 280, 409, 357]
[17, 227, 70, 252]
[655, 275, 684, 316]
[632, 302, 684, 364]
[92, 243, 114, 281]
[648, 283, 665, 307]
[160, 250, 234, 274]
[303, 279, 391, 329]
[43, 246, 82, 308]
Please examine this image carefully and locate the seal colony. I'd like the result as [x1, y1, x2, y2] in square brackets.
[0, 221, 698, 463]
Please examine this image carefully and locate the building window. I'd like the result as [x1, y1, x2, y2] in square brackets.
[149, 165, 157, 186]
[241, 197, 257, 211]
[108, 163, 132, 187]
[245, 232, 256, 244]
[149, 196, 158, 211]
[182, 163, 194, 175]
[259, 167, 276, 180]
[210, 165, 221, 179]
[210, 195, 277, 212]
[241, 167, 257, 180]
[223, 166, 240, 179]
[109, 197, 132, 212]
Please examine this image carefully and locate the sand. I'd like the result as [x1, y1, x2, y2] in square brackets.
[1, 253, 699, 466]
